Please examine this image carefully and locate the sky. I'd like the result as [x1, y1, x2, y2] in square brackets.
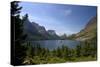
[19, 2, 97, 35]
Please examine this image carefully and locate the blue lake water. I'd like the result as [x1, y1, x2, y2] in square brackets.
[31, 40, 80, 50]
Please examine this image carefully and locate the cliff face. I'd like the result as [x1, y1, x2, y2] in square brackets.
[75, 16, 97, 41]
[31, 22, 47, 34]
[47, 30, 56, 35]
[47, 30, 60, 39]
[23, 18, 45, 40]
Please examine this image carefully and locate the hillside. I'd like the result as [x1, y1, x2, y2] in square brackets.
[75, 16, 97, 41]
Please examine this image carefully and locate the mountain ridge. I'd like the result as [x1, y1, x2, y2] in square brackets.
[75, 16, 97, 41]
[23, 15, 60, 40]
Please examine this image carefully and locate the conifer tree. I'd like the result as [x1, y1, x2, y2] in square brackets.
[11, 1, 27, 65]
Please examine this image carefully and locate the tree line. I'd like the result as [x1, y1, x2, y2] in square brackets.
[22, 38, 97, 64]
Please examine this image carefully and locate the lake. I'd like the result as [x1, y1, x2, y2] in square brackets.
[30, 40, 80, 50]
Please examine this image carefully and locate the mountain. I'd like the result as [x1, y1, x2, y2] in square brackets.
[47, 30, 60, 39]
[23, 15, 60, 40]
[31, 22, 51, 39]
[60, 34, 68, 40]
[23, 17, 38, 35]
[75, 16, 97, 41]
[31, 22, 47, 34]
[23, 17, 46, 40]
[32, 22, 60, 39]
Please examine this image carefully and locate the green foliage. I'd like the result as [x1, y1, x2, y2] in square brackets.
[22, 38, 97, 65]
[22, 32, 97, 64]
[11, 1, 27, 65]
[76, 44, 82, 57]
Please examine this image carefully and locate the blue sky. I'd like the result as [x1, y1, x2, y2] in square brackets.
[19, 2, 97, 35]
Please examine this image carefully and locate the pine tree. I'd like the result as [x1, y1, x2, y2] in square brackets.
[11, 1, 22, 16]
[11, 1, 27, 65]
